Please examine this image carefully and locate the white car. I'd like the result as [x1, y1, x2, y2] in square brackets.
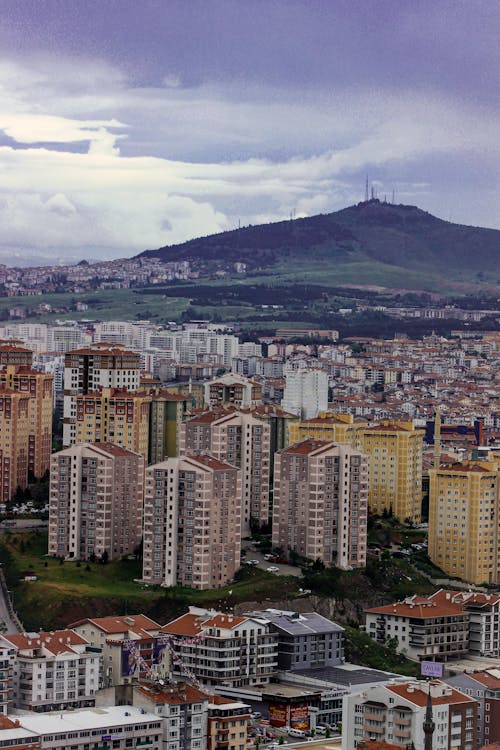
[266, 566, 280, 573]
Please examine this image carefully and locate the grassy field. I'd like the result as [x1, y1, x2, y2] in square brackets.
[0, 531, 302, 631]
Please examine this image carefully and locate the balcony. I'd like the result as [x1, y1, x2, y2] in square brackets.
[363, 723, 384, 735]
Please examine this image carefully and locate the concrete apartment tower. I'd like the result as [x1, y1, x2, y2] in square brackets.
[63, 343, 141, 446]
[180, 408, 271, 530]
[428, 456, 500, 585]
[281, 366, 329, 419]
[272, 439, 368, 569]
[49, 443, 144, 561]
[142, 455, 242, 589]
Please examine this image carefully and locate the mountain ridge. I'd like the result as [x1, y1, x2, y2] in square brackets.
[138, 199, 500, 285]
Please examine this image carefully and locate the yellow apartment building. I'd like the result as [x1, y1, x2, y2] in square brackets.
[428, 458, 500, 585]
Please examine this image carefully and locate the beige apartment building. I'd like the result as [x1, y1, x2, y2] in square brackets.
[142, 455, 242, 590]
[49, 443, 144, 561]
[272, 439, 368, 569]
[63, 343, 141, 446]
[428, 457, 500, 585]
[180, 408, 271, 529]
[203, 372, 262, 408]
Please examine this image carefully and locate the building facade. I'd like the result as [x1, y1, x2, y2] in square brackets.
[0, 630, 99, 712]
[281, 366, 329, 419]
[365, 592, 470, 662]
[142, 456, 242, 590]
[72, 388, 151, 462]
[161, 608, 278, 688]
[48, 443, 144, 561]
[272, 439, 368, 569]
[428, 459, 500, 585]
[63, 343, 141, 446]
[361, 421, 424, 523]
[69, 615, 161, 688]
[245, 609, 344, 670]
[0, 362, 53, 480]
[180, 408, 271, 530]
[445, 668, 500, 748]
[342, 679, 478, 750]
[0, 389, 30, 506]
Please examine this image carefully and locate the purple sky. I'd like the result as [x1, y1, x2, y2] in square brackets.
[0, 0, 498, 264]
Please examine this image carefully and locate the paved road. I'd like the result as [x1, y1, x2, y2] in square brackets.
[0, 574, 22, 634]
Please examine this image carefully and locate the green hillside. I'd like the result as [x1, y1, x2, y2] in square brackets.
[140, 199, 500, 286]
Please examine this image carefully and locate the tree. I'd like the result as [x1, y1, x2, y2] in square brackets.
[100, 550, 109, 565]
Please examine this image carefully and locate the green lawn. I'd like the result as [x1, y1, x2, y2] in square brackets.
[0, 531, 301, 631]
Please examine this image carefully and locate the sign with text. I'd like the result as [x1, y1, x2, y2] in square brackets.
[421, 661, 444, 678]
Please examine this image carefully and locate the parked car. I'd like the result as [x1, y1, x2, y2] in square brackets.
[288, 728, 307, 738]
[266, 566, 279, 573]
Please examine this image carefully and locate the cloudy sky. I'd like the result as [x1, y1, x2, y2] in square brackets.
[0, 0, 498, 265]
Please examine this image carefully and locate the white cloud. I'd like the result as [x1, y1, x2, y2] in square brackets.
[0, 54, 498, 263]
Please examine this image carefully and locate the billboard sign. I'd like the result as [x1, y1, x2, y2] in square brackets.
[269, 704, 287, 727]
[290, 704, 309, 731]
[421, 661, 444, 678]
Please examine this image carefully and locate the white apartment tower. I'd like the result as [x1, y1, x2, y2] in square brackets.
[143, 455, 242, 590]
[281, 366, 328, 419]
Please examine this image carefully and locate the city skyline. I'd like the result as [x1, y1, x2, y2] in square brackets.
[0, 0, 498, 265]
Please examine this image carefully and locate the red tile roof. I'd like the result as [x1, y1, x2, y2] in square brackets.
[366, 595, 465, 619]
[387, 681, 475, 707]
[4, 629, 88, 655]
[68, 614, 160, 634]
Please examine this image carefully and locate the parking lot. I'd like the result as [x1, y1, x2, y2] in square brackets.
[242, 542, 303, 578]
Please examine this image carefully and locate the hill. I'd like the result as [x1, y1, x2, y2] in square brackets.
[139, 199, 500, 287]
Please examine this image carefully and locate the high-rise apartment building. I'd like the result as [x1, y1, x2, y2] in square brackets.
[289, 412, 366, 449]
[362, 421, 424, 523]
[428, 458, 500, 585]
[180, 408, 271, 529]
[0, 390, 30, 506]
[142, 455, 242, 589]
[281, 366, 329, 419]
[289, 416, 424, 523]
[73, 388, 151, 462]
[63, 343, 141, 446]
[49, 443, 144, 561]
[0, 365, 53, 479]
[272, 439, 368, 569]
[148, 388, 190, 462]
